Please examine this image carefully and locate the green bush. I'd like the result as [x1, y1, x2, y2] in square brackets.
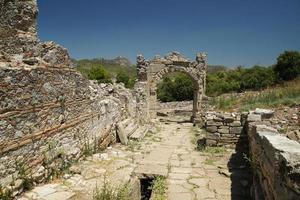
[206, 68, 243, 96]
[157, 72, 194, 102]
[206, 65, 276, 96]
[240, 66, 275, 90]
[274, 51, 300, 81]
[116, 71, 136, 88]
[87, 65, 112, 83]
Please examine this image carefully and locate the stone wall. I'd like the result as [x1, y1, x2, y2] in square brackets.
[0, 0, 72, 67]
[247, 117, 300, 199]
[156, 101, 192, 110]
[0, 0, 143, 196]
[204, 110, 300, 199]
[0, 64, 137, 195]
[204, 112, 246, 146]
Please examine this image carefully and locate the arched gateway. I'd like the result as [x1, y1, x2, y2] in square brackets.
[135, 52, 207, 124]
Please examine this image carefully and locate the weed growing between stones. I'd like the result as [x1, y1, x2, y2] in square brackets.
[0, 185, 12, 200]
[15, 159, 34, 190]
[204, 156, 215, 165]
[202, 146, 227, 154]
[93, 177, 130, 200]
[83, 139, 94, 157]
[149, 176, 167, 200]
[201, 146, 227, 165]
[243, 153, 258, 173]
[42, 139, 72, 181]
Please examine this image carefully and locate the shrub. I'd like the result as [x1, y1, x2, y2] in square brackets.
[274, 51, 300, 81]
[93, 178, 130, 200]
[116, 71, 136, 88]
[87, 65, 112, 83]
[157, 72, 194, 102]
[240, 66, 275, 90]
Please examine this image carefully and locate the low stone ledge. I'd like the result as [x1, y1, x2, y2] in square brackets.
[248, 124, 300, 200]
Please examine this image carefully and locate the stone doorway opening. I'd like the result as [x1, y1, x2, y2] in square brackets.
[155, 71, 198, 122]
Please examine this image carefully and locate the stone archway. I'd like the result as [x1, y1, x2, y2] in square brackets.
[135, 52, 207, 124]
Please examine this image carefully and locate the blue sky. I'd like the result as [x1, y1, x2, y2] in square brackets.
[38, 0, 300, 67]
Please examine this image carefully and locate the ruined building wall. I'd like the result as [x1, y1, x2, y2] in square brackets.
[0, 0, 139, 195]
[0, 0, 72, 67]
[0, 66, 137, 193]
[204, 110, 300, 199]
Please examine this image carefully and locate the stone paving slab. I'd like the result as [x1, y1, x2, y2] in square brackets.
[19, 117, 250, 200]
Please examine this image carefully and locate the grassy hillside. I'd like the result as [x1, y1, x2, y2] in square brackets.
[74, 57, 137, 79]
[211, 78, 300, 111]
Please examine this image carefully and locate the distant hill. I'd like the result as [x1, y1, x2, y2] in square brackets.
[73, 57, 136, 79]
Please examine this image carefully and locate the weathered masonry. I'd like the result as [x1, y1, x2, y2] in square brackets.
[0, 0, 145, 196]
[204, 111, 300, 199]
[135, 52, 207, 124]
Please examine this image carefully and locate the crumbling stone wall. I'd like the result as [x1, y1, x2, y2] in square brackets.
[0, 65, 137, 196]
[136, 52, 207, 124]
[0, 0, 72, 67]
[204, 110, 300, 199]
[0, 0, 140, 196]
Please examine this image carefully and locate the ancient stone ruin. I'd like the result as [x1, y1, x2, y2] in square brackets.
[0, 0, 145, 196]
[0, 0, 299, 200]
[136, 52, 207, 123]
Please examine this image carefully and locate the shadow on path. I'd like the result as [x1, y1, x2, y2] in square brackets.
[228, 135, 252, 200]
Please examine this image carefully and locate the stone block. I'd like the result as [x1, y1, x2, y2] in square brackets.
[229, 121, 241, 127]
[230, 127, 243, 134]
[206, 132, 220, 140]
[254, 108, 274, 119]
[206, 126, 217, 133]
[247, 114, 261, 122]
[287, 130, 300, 141]
[116, 123, 128, 145]
[206, 139, 217, 146]
[224, 116, 235, 123]
[206, 120, 223, 126]
[218, 128, 229, 134]
[213, 116, 223, 122]
[221, 134, 235, 138]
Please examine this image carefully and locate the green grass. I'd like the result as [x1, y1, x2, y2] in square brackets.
[201, 146, 227, 154]
[210, 79, 300, 111]
[150, 176, 168, 200]
[93, 179, 131, 200]
[200, 146, 227, 165]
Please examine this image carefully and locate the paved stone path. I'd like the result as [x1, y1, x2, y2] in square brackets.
[19, 116, 249, 200]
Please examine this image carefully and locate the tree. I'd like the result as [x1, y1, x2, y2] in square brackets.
[87, 65, 111, 83]
[274, 51, 300, 81]
[157, 72, 194, 102]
